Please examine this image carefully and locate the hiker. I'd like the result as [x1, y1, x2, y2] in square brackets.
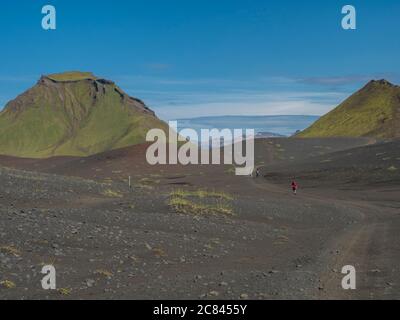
[291, 179, 298, 195]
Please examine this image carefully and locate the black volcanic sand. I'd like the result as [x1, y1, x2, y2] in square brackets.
[0, 137, 399, 299]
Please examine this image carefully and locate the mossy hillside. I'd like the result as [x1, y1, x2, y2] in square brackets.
[0, 72, 168, 158]
[47, 71, 97, 82]
[298, 80, 400, 138]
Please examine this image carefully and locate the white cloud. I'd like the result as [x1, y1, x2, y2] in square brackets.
[147, 91, 347, 120]
[155, 99, 333, 120]
[115, 74, 353, 119]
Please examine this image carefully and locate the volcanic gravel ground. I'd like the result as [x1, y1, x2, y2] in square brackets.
[0, 138, 399, 299]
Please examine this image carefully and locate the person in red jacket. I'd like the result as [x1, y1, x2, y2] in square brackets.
[291, 179, 298, 195]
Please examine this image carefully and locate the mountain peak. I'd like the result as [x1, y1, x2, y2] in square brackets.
[365, 79, 396, 88]
[298, 79, 400, 139]
[0, 72, 167, 158]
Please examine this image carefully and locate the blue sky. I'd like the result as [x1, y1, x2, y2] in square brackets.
[0, 0, 399, 119]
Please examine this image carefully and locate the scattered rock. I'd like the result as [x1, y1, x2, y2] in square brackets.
[85, 279, 95, 288]
[209, 291, 219, 297]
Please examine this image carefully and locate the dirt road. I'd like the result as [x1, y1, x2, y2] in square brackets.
[252, 175, 400, 299]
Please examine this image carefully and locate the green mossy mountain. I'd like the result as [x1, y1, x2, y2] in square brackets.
[0, 72, 168, 158]
[298, 79, 400, 139]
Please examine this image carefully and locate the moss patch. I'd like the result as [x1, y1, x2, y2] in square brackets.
[168, 189, 234, 216]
